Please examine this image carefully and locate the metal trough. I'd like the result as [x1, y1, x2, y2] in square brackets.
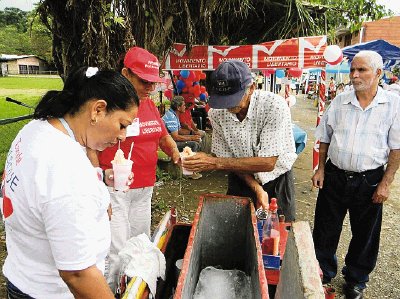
[174, 194, 269, 299]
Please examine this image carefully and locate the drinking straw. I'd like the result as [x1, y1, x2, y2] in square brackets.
[127, 142, 134, 160]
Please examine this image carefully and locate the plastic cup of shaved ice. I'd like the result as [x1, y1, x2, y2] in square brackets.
[180, 147, 195, 175]
[112, 160, 133, 191]
[112, 149, 133, 191]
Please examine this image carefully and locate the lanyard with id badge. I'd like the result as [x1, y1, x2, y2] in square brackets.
[126, 118, 140, 137]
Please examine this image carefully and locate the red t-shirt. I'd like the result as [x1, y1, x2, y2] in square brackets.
[179, 108, 193, 127]
[179, 93, 196, 126]
[99, 98, 168, 188]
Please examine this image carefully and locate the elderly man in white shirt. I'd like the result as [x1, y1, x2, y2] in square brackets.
[312, 50, 400, 299]
[182, 60, 297, 221]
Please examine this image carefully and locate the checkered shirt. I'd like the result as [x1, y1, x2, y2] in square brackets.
[209, 90, 297, 185]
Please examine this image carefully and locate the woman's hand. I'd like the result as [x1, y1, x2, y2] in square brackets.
[104, 168, 133, 191]
[104, 169, 114, 186]
[171, 149, 181, 165]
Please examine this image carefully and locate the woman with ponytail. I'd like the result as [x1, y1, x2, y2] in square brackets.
[1, 67, 139, 298]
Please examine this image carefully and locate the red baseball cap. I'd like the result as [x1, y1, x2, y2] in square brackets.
[124, 47, 165, 83]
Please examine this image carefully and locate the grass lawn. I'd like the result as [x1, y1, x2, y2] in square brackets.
[0, 76, 63, 173]
[0, 76, 62, 90]
[0, 76, 63, 118]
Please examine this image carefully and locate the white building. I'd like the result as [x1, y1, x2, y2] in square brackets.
[0, 54, 48, 76]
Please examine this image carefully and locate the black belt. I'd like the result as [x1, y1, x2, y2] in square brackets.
[327, 160, 384, 180]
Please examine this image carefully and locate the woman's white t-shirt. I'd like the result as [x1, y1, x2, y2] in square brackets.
[2, 120, 110, 298]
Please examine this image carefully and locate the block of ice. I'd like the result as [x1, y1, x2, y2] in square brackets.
[193, 266, 252, 299]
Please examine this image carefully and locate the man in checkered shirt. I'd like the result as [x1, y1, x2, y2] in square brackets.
[182, 60, 297, 221]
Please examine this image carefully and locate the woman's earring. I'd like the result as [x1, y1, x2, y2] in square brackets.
[91, 118, 97, 125]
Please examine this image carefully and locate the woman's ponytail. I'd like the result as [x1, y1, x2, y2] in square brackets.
[33, 90, 75, 119]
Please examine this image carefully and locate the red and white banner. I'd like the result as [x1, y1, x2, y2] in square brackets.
[162, 36, 327, 70]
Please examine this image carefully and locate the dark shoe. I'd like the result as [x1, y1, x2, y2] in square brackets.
[343, 284, 364, 299]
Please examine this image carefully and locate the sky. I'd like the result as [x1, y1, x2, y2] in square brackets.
[0, 0, 399, 14]
[0, 0, 39, 11]
[376, 0, 400, 14]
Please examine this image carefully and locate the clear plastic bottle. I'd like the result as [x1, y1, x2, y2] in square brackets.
[256, 204, 268, 244]
[262, 198, 280, 255]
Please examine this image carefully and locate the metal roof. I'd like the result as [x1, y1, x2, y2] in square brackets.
[0, 54, 43, 62]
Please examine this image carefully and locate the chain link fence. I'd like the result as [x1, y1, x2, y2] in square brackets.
[0, 114, 33, 174]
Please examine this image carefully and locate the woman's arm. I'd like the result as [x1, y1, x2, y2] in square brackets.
[159, 135, 180, 163]
[59, 265, 114, 298]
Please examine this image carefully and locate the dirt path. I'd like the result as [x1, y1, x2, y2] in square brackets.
[152, 93, 400, 299]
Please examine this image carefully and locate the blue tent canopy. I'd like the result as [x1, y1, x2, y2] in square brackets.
[326, 61, 350, 74]
[342, 39, 400, 70]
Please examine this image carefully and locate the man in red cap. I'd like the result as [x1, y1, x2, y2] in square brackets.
[88, 47, 180, 294]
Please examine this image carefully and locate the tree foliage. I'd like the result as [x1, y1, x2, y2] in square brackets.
[37, 0, 326, 77]
[0, 7, 28, 31]
[307, 0, 391, 42]
[37, 0, 128, 76]
[0, 7, 53, 62]
[0, 25, 30, 53]
[28, 14, 53, 62]
[34, 0, 392, 77]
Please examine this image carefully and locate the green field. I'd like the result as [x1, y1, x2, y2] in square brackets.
[0, 76, 63, 118]
[0, 76, 63, 173]
[0, 76, 62, 90]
